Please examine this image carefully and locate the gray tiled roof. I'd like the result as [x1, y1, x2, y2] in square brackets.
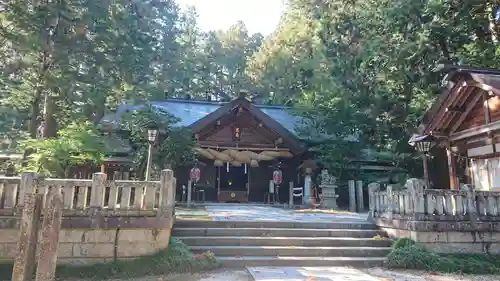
[101, 99, 313, 139]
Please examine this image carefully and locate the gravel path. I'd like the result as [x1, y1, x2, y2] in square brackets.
[364, 267, 498, 281]
[98, 270, 252, 281]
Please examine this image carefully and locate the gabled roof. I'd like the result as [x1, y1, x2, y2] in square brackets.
[188, 97, 306, 153]
[418, 65, 500, 136]
[100, 98, 326, 142]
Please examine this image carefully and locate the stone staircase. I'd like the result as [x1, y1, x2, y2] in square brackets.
[173, 220, 391, 267]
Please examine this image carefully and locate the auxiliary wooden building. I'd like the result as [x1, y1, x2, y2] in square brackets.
[416, 66, 500, 191]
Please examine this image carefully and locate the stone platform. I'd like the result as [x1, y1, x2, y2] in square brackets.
[176, 204, 368, 223]
[174, 205, 389, 267]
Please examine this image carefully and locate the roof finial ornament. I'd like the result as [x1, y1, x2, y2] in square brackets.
[238, 90, 248, 99]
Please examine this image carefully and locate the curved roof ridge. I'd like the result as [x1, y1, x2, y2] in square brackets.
[151, 98, 294, 109]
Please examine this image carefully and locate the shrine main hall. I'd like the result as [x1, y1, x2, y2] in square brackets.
[100, 95, 394, 204]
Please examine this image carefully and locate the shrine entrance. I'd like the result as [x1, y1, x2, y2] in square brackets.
[171, 96, 315, 204]
[218, 165, 249, 202]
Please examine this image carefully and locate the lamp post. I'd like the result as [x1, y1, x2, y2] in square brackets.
[409, 134, 436, 188]
[144, 128, 158, 181]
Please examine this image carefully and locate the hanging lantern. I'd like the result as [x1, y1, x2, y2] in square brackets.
[273, 169, 283, 185]
[408, 134, 436, 154]
[214, 160, 223, 167]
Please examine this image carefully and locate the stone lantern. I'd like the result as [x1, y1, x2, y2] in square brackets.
[319, 169, 339, 209]
[298, 159, 318, 207]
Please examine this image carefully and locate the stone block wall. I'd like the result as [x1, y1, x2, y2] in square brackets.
[370, 179, 500, 255]
[0, 169, 176, 264]
[0, 216, 174, 264]
[377, 218, 500, 254]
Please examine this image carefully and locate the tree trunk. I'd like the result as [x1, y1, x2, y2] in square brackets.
[28, 93, 41, 139]
[42, 94, 57, 138]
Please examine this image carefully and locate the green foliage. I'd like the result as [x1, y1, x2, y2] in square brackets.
[392, 237, 416, 249]
[120, 105, 196, 175]
[18, 122, 104, 177]
[387, 238, 500, 274]
[0, 237, 220, 280]
[2, 0, 500, 182]
[247, 0, 500, 178]
[155, 127, 197, 169]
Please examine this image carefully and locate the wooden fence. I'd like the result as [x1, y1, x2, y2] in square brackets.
[369, 179, 500, 221]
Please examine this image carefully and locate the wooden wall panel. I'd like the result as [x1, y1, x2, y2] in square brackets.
[204, 126, 275, 146]
[489, 96, 500, 122]
[458, 101, 485, 131]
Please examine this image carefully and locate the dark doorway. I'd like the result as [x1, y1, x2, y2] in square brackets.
[219, 166, 248, 191]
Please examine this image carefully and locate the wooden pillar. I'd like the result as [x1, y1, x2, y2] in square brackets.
[446, 145, 458, 190]
[348, 180, 356, 212]
[422, 154, 429, 185]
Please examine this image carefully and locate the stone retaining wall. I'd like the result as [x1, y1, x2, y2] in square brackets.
[0, 170, 176, 264]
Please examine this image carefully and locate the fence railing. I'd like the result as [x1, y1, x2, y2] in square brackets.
[0, 170, 176, 215]
[369, 179, 500, 221]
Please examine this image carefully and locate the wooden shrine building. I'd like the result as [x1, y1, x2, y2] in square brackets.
[101, 95, 398, 203]
[416, 66, 500, 191]
[103, 96, 313, 203]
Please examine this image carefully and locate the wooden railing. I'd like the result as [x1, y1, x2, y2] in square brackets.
[0, 170, 176, 215]
[369, 179, 500, 221]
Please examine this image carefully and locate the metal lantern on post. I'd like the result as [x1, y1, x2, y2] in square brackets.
[409, 134, 436, 188]
[144, 127, 158, 181]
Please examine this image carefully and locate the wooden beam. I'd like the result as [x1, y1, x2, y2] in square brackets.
[483, 91, 491, 124]
[476, 83, 500, 96]
[450, 120, 500, 141]
[445, 106, 464, 113]
[198, 144, 291, 152]
[449, 92, 484, 134]
[426, 81, 466, 134]
[446, 143, 458, 190]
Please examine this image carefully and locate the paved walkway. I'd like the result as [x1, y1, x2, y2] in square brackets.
[176, 204, 368, 223]
[247, 267, 379, 281]
[245, 267, 495, 281]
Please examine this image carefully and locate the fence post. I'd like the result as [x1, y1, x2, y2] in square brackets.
[348, 180, 356, 212]
[288, 181, 294, 209]
[386, 185, 394, 220]
[35, 187, 63, 281]
[187, 180, 192, 207]
[464, 184, 477, 219]
[356, 180, 364, 212]
[90, 172, 106, 208]
[18, 172, 37, 208]
[12, 194, 44, 281]
[367, 182, 380, 221]
[407, 179, 425, 217]
[159, 170, 170, 208]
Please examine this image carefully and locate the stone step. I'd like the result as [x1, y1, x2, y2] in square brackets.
[190, 246, 391, 257]
[174, 220, 376, 230]
[173, 227, 384, 238]
[217, 256, 386, 268]
[179, 236, 392, 247]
